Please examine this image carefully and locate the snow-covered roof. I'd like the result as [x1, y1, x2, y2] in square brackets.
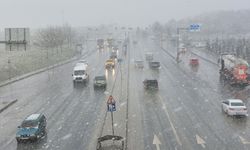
[227, 99, 243, 103]
[74, 64, 87, 71]
[25, 114, 40, 121]
[222, 55, 249, 68]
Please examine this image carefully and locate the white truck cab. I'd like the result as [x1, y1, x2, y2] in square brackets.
[72, 64, 89, 83]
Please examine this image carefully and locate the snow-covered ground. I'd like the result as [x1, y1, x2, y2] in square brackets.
[0, 45, 78, 83]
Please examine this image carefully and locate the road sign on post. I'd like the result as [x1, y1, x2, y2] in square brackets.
[189, 24, 201, 32]
[107, 95, 116, 136]
[4, 28, 30, 51]
[107, 103, 116, 112]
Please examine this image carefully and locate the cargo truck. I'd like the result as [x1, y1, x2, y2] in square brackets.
[219, 54, 249, 86]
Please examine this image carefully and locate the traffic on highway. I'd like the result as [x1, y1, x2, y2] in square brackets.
[1, 0, 250, 150]
[1, 30, 250, 150]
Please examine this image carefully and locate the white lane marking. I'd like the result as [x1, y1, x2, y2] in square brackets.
[239, 136, 250, 144]
[104, 91, 109, 95]
[196, 134, 206, 148]
[62, 133, 72, 140]
[158, 95, 182, 146]
[153, 134, 161, 150]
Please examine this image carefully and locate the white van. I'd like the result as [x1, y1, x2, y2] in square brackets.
[72, 64, 89, 83]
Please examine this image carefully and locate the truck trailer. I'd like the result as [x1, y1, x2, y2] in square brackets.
[219, 54, 249, 86]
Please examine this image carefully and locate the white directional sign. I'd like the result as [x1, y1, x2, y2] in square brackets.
[239, 136, 250, 145]
[196, 134, 206, 148]
[153, 134, 161, 150]
[189, 24, 201, 32]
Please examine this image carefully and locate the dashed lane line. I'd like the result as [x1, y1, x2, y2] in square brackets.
[157, 95, 182, 146]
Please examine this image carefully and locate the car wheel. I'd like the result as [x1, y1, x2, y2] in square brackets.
[221, 106, 224, 113]
[42, 129, 46, 137]
[32, 137, 38, 142]
[225, 110, 229, 117]
[16, 139, 21, 143]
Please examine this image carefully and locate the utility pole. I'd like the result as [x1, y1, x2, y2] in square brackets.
[107, 95, 116, 136]
[8, 58, 11, 80]
[7, 55, 13, 99]
[176, 24, 201, 62]
[176, 27, 188, 62]
[160, 32, 163, 48]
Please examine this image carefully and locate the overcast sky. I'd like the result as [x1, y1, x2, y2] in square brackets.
[0, 0, 249, 28]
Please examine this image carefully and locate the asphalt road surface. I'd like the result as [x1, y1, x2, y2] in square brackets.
[0, 32, 250, 150]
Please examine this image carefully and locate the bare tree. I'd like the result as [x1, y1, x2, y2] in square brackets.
[33, 25, 76, 56]
[62, 23, 76, 48]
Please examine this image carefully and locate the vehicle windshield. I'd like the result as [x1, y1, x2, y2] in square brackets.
[149, 81, 157, 84]
[107, 60, 114, 63]
[21, 120, 38, 128]
[95, 76, 105, 81]
[74, 70, 85, 75]
[145, 80, 157, 83]
[231, 102, 244, 106]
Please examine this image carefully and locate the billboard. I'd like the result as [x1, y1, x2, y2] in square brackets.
[5, 28, 30, 50]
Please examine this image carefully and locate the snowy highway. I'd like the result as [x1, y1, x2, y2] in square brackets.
[0, 33, 250, 150]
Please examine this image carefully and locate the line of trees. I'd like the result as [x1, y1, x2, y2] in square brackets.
[33, 24, 76, 55]
[151, 10, 250, 38]
[205, 38, 250, 60]
[149, 10, 250, 62]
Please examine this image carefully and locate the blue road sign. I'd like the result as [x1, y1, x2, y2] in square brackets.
[107, 103, 116, 112]
[189, 24, 201, 31]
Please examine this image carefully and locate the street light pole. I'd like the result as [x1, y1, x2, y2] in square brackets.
[176, 28, 180, 62]
[176, 27, 189, 63]
[111, 111, 114, 136]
